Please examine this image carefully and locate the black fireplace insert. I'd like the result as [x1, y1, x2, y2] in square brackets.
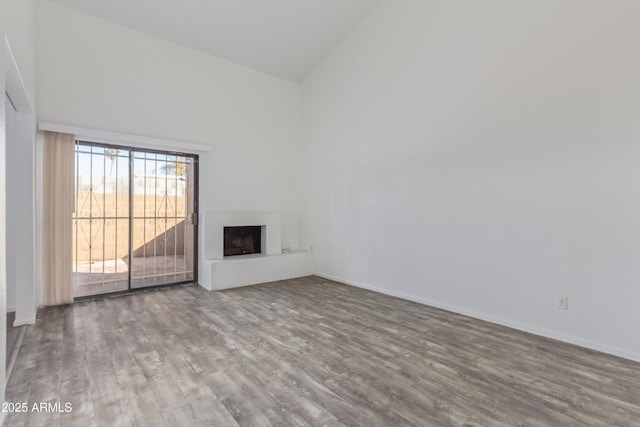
[224, 226, 262, 256]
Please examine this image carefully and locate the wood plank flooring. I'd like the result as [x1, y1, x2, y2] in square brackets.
[6, 312, 27, 384]
[5, 276, 640, 426]
[6, 312, 21, 368]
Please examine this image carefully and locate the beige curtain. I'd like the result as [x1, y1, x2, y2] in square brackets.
[43, 131, 75, 305]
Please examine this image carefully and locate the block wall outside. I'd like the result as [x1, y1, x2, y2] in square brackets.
[73, 192, 188, 263]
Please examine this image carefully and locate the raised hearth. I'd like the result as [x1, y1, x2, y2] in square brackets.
[198, 212, 312, 290]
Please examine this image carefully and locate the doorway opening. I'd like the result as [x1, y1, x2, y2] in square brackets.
[72, 142, 198, 298]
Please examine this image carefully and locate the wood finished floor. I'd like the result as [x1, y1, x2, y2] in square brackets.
[5, 276, 640, 426]
[6, 311, 27, 390]
[6, 312, 22, 368]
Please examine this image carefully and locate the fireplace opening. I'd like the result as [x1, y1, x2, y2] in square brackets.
[224, 226, 262, 256]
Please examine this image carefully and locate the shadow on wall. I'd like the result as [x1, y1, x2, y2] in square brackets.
[132, 219, 187, 258]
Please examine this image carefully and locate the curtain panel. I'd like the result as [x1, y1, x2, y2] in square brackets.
[43, 131, 75, 305]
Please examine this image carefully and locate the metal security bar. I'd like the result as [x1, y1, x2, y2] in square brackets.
[130, 151, 195, 289]
[72, 142, 198, 298]
[73, 144, 130, 297]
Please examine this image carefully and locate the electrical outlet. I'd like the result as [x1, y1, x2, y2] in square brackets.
[558, 297, 568, 310]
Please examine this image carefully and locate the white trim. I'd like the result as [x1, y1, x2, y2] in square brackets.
[5, 37, 38, 334]
[314, 272, 640, 364]
[38, 122, 212, 153]
[4, 37, 32, 113]
[12, 316, 36, 327]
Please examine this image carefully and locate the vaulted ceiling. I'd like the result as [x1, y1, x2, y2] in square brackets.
[50, 0, 382, 82]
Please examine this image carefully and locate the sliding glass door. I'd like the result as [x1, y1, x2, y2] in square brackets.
[72, 142, 198, 298]
[130, 151, 196, 288]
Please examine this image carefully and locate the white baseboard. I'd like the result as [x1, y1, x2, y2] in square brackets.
[314, 272, 640, 363]
[12, 317, 36, 327]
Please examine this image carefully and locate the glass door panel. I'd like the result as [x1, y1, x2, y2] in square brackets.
[73, 145, 130, 297]
[73, 143, 197, 298]
[130, 152, 195, 289]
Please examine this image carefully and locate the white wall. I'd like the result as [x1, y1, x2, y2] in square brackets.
[5, 92, 15, 312]
[1, 0, 38, 412]
[4, 0, 36, 102]
[302, 0, 640, 361]
[4, 0, 37, 324]
[0, 25, 7, 417]
[37, 1, 304, 289]
[4, 0, 36, 312]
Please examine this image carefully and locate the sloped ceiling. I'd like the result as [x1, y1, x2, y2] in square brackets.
[50, 0, 382, 82]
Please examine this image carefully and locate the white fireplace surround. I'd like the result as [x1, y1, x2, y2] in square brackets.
[203, 212, 281, 260]
[198, 211, 312, 290]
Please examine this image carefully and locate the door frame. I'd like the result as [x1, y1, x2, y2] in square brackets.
[4, 38, 37, 326]
[73, 140, 199, 300]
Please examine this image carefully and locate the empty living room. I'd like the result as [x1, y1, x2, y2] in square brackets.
[1, 0, 640, 426]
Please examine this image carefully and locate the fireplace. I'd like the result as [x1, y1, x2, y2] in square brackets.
[199, 212, 313, 291]
[200, 212, 281, 260]
[224, 226, 262, 256]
